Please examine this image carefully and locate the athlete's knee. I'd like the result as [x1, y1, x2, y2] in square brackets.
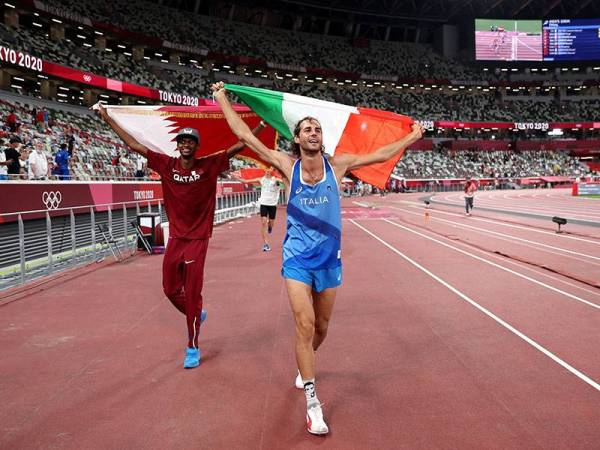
[314, 318, 330, 338]
[314, 313, 331, 339]
[162, 284, 181, 300]
[295, 315, 315, 341]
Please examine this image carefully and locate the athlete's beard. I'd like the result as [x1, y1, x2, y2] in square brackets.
[300, 147, 321, 157]
[181, 152, 196, 160]
[179, 146, 197, 159]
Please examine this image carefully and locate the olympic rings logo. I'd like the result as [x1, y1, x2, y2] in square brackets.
[42, 191, 62, 210]
[83, 74, 92, 82]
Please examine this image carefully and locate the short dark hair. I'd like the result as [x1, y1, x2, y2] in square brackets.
[292, 116, 322, 157]
[9, 136, 22, 144]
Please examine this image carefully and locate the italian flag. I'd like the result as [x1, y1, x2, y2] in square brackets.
[225, 84, 414, 188]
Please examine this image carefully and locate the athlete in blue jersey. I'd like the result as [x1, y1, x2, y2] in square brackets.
[213, 82, 423, 436]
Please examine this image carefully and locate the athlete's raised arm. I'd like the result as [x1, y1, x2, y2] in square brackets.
[225, 121, 267, 157]
[331, 123, 423, 176]
[211, 82, 294, 180]
[95, 103, 149, 157]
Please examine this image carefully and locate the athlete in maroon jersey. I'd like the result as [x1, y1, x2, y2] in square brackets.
[96, 104, 265, 368]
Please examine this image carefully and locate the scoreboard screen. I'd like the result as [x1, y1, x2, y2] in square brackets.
[475, 19, 542, 61]
[543, 19, 600, 61]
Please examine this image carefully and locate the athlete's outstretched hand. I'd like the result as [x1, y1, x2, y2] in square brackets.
[92, 102, 110, 122]
[211, 81, 226, 98]
[408, 123, 424, 143]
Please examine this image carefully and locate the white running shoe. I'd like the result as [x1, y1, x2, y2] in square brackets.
[295, 371, 303, 389]
[306, 403, 329, 435]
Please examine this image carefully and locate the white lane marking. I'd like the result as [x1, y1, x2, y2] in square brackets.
[396, 207, 600, 267]
[390, 206, 600, 263]
[381, 218, 600, 310]
[433, 191, 600, 219]
[387, 205, 600, 294]
[395, 200, 600, 246]
[438, 231, 600, 298]
[436, 193, 600, 213]
[351, 219, 600, 392]
[431, 198, 600, 222]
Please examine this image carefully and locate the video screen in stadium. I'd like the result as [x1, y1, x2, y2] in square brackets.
[542, 19, 600, 61]
[475, 19, 542, 61]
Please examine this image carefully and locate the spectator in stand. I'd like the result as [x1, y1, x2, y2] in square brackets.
[135, 154, 146, 178]
[54, 143, 71, 180]
[4, 136, 22, 179]
[28, 140, 49, 180]
[111, 151, 120, 166]
[35, 108, 45, 132]
[43, 108, 49, 129]
[6, 111, 18, 133]
[0, 138, 7, 180]
[67, 134, 76, 156]
[120, 151, 137, 178]
[19, 146, 30, 179]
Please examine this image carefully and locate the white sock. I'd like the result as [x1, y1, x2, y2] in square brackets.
[303, 378, 319, 409]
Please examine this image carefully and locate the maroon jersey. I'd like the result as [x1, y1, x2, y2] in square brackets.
[147, 150, 229, 239]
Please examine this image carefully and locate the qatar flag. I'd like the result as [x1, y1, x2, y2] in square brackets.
[97, 103, 277, 164]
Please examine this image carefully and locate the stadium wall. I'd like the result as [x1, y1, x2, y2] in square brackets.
[0, 181, 247, 223]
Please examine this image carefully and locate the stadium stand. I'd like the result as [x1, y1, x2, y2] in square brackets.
[0, 0, 598, 182]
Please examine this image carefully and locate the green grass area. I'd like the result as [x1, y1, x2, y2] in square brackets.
[579, 194, 600, 198]
[475, 18, 541, 34]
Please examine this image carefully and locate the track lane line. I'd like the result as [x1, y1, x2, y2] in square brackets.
[433, 195, 600, 217]
[350, 219, 600, 393]
[394, 201, 600, 246]
[380, 204, 600, 297]
[430, 199, 600, 223]
[432, 193, 600, 220]
[380, 218, 600, 310]
[389, 206, 600, 264]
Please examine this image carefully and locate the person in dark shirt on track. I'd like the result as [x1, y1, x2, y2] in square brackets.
[96, 103, 265, 369]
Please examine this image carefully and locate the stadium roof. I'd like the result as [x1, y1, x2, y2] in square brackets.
[271, 0, 599, 21]
[165, 0, 599, 23]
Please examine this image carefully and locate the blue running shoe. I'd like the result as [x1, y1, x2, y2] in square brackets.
[200, 309, 207, 324]
[183, 347, 201, 369]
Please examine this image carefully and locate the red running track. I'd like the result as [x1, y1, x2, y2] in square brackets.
[1, 192, 599, 449]
[475, 32, 542, 61]
[379, 191, 600, 287]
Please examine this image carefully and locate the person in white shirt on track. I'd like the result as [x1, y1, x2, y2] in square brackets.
[241, 167, 283, 252]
